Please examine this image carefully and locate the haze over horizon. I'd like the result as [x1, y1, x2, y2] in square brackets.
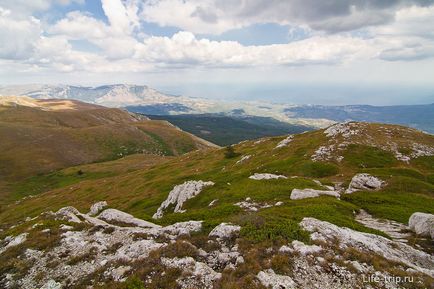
[1, 0, 434, 105]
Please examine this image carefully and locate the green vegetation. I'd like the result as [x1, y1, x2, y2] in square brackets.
[0, 122, 433, 247]
[224, 145, 240, 159]
[148, 114, 311, 146]
[343, 144, 397, 168]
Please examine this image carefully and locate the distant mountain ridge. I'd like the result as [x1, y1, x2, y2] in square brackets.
[1, 84, 432, 133]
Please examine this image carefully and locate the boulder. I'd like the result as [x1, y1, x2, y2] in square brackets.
[88, 201, 108, 216]
[290, 188, 340, 200]
[345, 173, 384, 194]
[98, 209, 160, 228]
[153, 180, 214, 219]
[409, 212, 434, 239]
[209, 223, 241, 239]
[257, 269, 296, 289]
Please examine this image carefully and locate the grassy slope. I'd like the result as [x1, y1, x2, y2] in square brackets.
[1, 123, 433, 243]
[0, 105, 211, 182]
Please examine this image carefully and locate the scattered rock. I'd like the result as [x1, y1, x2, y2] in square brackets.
[409, 212, 434, 239]
[153, 180, 215, 219]
[275, 135, 294, 149]
[324, 122, 360, 138]
[161, 257, 221, 289]
[356, 210, 411, 242]
[40, 279, 62, 289]
[249, 173, 287, 180]
[235, 198, 273, 211]
[209, 223, 240, 239]
[98, 209, 160, 228]
[208, 199, 218, 207]
[290, 188, 340, 200]
[300, 217, 434, 277]
[257, 269, 296, 289]
[236, 155, 251, 164]
[88, 201, 108, 216]
[290, 240, 322, 255]
[345, 173, 384, 194]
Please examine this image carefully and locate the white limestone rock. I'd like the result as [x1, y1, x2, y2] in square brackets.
[249, 173, 287, 180]
[98, 209, 160, 228]
[236, 155, 251, 164]
[324, 122, 360, 138]
[153, 180, 214, 219]
[300, 217, 434, 277]
[88, 201, 108, 216]
[257, 269, 296, 289]
[55, 206, 82, 223]
[161, 257, 221, 289]
[0, 233, 28, 254]
[162, 221, 202, 237]
[409, 212, 434, 239]
[235, 198, 273, 211]
[291, 240, 322, 255]
[209, 223, 241, 239]
[290, 188, 340, 200]
[275, 135, 294, 149]
[345, 173, 385, 194]
[40, 279, 62, 289]
[208, 199, 218, 207]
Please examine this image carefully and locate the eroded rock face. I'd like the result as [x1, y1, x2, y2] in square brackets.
[257, 269, 296, 289]
[209, 223, 241, 239]
[345, 173, 385, 194]
[290, 188, 340, 200]
[249, 173, 287, 180]
[153, 180, 215, 219]
[300, 217, 434, 277]
[409, 212, 434, 239]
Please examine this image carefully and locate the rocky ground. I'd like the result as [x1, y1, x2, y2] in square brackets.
[1, 200, 433, 289]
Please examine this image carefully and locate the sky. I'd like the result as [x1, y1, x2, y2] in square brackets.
[1, 0, 434, 105]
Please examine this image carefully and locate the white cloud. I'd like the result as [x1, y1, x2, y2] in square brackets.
[0, 7, 41, 59]
[135, 31, 372, 67]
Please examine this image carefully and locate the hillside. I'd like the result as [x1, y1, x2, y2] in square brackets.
[0, 96, 215, 182]
[146, 114, 311, 146]
[0, 122, 433, 288]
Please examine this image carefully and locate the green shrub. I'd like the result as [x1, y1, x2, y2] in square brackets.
[240, 219, 309, 243]
[224, 145, 240, 159]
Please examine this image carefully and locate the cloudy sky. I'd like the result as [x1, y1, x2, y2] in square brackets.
[1, 0, 434, 104]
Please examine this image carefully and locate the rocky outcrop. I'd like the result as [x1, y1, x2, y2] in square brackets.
[153, 180, 215, 219]
[249, 173, 287, 180]
[257, 269, 296, 289]
[275, 135, 294, 149]
[356, 210, 410, 242]
[88, 201, 108, 216]
[409, 212, 434, 239]
[290, 188, 340, 200]
[161, 257, 221, 289]
[209, 223, 240, 239]
[0, 233, 28, 254]
[300, 217, 434, 277]
[345, 173, 385, 194]
[98, 209, 160, 228]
